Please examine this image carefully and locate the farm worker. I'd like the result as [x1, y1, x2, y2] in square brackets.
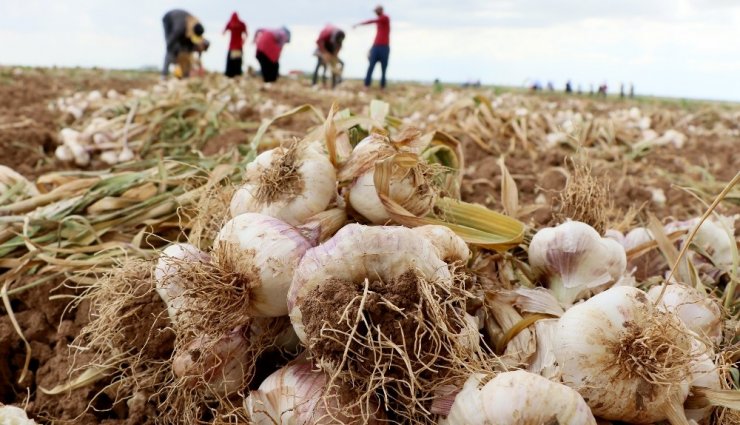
[312, 25, 346, 88]
[254, 27, 291, 83]
[224, 12, 248, 78]
[354, 5, 390, 89]
[162, 9, 209, 78]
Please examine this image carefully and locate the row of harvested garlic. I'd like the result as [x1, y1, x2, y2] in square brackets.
[151, 124, 736, 424]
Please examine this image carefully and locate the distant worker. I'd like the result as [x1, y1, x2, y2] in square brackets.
[620, 83, 625, 98]
[254, 27, 291, 83]
[354, 5, 390, 89]
[629, 83, 635, 98]
[313, 25, 346, 88]
[547, 81, 555, 91]
[223, 12, 247, 78]
[565, 80, 573, 93]
[162, 9, 209, 78]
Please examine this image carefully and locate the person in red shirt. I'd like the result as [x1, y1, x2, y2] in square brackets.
[354, 5, 390, 89]
[223, 12, 247, 78]
[254, 27, 291, 83]
[312, 25, 345, 88]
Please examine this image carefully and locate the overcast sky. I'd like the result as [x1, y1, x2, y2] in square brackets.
[1, 0, 739, 101]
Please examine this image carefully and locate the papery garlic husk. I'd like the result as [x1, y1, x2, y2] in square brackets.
[246, 361, 386, 424]
[154, 243, 212, 325]
[554, 285, 694, 424]
[411, 224, 470, 263]
[482, 292, 535, 368]
[438, 370, 596, 425]
[287, 223, 481, 422]
[338, 132, 436, 224]
[0, 404, 38, 425]
[527, 318, 560, 380]
[230, 141, 336, 225]
[647, 284, 723, 345]
[213, 213, 313, 318]
[528, 220, 626, 305]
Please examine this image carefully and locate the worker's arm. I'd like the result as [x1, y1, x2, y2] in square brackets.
[353, 18, 378, 28]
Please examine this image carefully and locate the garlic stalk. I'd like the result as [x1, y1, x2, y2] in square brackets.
[438, 370, 596, 425]
[214, 213, 313, 317]
[647, 284, 723, 345]
[246, 361, 385, 424]
[554, 285, 693, 424]
[230, 142, 336, 225]
[154, 243, 212, 325]
[528, 220, 626, 305]
[338, 132, 435, 224]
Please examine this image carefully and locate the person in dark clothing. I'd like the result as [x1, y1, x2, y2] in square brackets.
[162, 9, 209, 78]
[224, 12, 247, 78]
[354, 5, 390, 89]
[254, 27, 291, 83]
[565, 80, 573, 93]
[312, 25, 345, 88]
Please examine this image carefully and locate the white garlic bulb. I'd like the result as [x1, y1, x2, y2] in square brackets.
[665, 216, 736, 271]
[685, 337, 722, 422]
[647, 284, 723, 344]
[0, 405, 38, 425]
[554, 285, 693, 424]
[215, 213, 313, 317]
[246, 361, 385, 424]
[439, 370, 596, 425]
[528, 220, 627, 305]
[230, 142, 336, 226]
[154, 243, 212, 325]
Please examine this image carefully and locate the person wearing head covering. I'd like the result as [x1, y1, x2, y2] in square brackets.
[312, 25, 345, 88]
[254, 27, 291, 83]
[354, 5, 390, 89]
[162, 9, 209, 78]
[223, 12, 248, 78]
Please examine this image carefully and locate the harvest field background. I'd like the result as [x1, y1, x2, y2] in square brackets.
[0, 66, 738, 424]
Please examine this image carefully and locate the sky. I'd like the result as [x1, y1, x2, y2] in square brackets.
[1, 0, 740, 101]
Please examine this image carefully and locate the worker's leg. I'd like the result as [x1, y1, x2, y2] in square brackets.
[274, 60, 280, 82]
[364, 46, 380, 87]
[312, 58, 321, 85]
[378, 46, 389, 89]
[256, 51, 270, 82]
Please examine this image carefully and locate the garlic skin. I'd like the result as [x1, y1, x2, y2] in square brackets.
[554, 285, 692, 424]
[0, 405, 38, 425]
[439, 370, 596, 425]
[215, 213, 312, 317]
[230, 143, 336, 226]
[685, 337, 722, 422]
[172, 327, 252, 397]
[287, 223, 449, 342]
[647, 284, 723, 344]
[411, 225, 470, 263]
[154, 243, 212, 325]
[528, 220, 627, 305]
[246, 361, 384, 424]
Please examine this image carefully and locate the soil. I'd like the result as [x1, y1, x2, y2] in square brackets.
[200, 128, 249, 156]
[0, 67, 156, 179]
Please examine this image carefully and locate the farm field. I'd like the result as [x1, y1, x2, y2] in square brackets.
[0, 67, 738, 424]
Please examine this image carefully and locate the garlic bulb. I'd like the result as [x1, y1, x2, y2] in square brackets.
[288, 223, 450, 343]
[439, 370, 596, 425]
[554, 285, 693, 424]
[172, 326, 252, 397]
[411, 225, 470, 263]
[647, 284, 723, 344]
[246, 361, 385, 424]
[685, 337, 722, 422]
[215, 213, 312, 317]
[0, 405, 38, 424]
[339, 133, 435, 224]
[230, 142, 336, 226]
[665, 216, 736, 271]
[154, 243, 212, 325]
[528, 220, 626, 305]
